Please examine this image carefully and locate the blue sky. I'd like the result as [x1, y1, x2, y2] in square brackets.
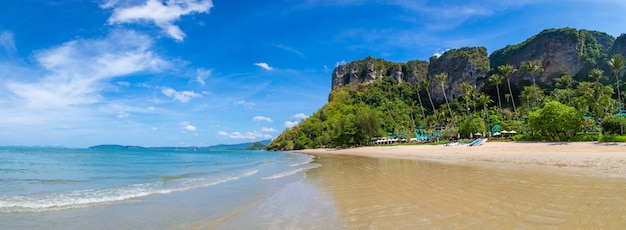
[0, 0, 625, 147]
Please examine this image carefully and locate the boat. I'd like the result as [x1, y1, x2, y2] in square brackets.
[468, 138, 488, 147]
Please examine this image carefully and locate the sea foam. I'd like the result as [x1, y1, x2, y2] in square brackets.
[0, 169, 258, 213]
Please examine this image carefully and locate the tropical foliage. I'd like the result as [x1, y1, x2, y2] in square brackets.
[269, 49, 626, 150]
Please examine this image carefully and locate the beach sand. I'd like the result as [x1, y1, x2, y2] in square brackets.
[293, 142, 626, 229]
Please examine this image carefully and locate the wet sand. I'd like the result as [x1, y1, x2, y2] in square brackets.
[297, 142, 626, 228]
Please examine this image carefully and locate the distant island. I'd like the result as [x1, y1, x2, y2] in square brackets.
[88, 139, 271, 151]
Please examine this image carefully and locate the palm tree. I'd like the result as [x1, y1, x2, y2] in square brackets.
[609, 54, 626, 135]
[588, 68, 611, 125]
[555, 75, 576, 104]
[498, 64, 518, 113]
[435, 72, 456, 127]
[476, 94, 492, 135]
[461, 82, 474, 117]
[414, 82, 426, 122]
[424, 77, 438, 123]
[521, 60, 544, 107]
[488, 73, 504, 114]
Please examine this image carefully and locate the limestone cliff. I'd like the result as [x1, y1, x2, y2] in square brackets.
[330, 28, 624, 101]
[489, 28, 614, 84]
[331, 48, 489, 101]
[427, 47, 489, 100]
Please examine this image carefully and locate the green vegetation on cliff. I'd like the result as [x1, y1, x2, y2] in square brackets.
[270, 28, 626, 150]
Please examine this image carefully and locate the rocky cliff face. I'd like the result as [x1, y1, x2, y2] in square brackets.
[489, 28, 614, 84]
[331, 48, 488, 101]
[331, 28, 626, 100]
[428, 47, 489, 100]
[611, 34, 626, 57]
[331, 57, 385, 89]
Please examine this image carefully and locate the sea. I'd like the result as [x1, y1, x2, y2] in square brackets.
[0, 147, 337, 229]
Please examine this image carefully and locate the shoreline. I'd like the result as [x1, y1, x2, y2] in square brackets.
[296, 141, 626, 178]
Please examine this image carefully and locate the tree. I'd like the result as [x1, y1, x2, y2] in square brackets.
[414, 82, 426, 122]
[489, 73, 504, 114]
[424, 77, 438, 124]
[460, 82, 475, 117]
[355, 105, 383, 144]
[601, 116, 624, 135]
[498, 64, 518, 113]
[584, 69, 614, 126]
[554, 74, 576, 104]
[608, 54, 626, 135]
[476, 93, 493, 135]
[435, 72, 456, 128]
[521, 60, 544, 107]
[528, 101, 584, 139]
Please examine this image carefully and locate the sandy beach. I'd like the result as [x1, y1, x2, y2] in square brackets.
[291, 142, 626, 229]
[298, 141, 626, 177]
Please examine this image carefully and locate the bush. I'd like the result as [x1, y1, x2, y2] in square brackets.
[569, 132, 600, 141]
[600, 116, 625, 135]
[528, 101, 584, 138]
[598, 135, 626, 142]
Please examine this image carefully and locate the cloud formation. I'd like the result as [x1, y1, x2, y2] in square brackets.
[179, 121, 197, 131]
[293, 113, 309, 120]
[285, 121, 299, 128]
[161, 87, 201, 103]
[253, 62, 274, 71]
[233, 100, 255, 109]
[195, 68, 211, 86]
[260, 127, 277, 132]
[253, 116, 273, 122]
[217, 130, 272, 139]
[5, 30, 165, 110]
[0, 30, 16, 54]
[104, 0, 213, 41]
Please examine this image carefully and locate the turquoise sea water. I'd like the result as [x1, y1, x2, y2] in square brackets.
[0, 147, 327, 229]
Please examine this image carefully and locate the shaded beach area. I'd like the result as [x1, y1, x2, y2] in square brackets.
[290, 142, 626, 228]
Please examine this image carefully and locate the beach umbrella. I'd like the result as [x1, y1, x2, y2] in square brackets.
[493, 132, 501, 136]
[474, 132, 482, 136]
[509, 130, 517, 134]
[501, 130, 509, 134]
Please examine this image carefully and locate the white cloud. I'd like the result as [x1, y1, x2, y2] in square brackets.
[195, 68, 211, 86]
[260, 127, 277, 132]
[233, 100, 255, 109]
[274, 44, 305, 58]
[151, 127, 158, 131]
[285, 121, 299, 128]
[5, 30, 166, 110]
[253, 116, 273, 122]
[116, 81, 130, 86]
[293, 113, 309, 120]
[335, 60, 347, 67]
[228, 131, 272, 139]
[105, 0, 213, 41]
[116, 111, 130, 118]
[161, 87, 201, 103]
[179, 121, 197, 131]
[253, 62, 274, 71]
[217, 131, 228, 136]
[0, 30, 16, 54]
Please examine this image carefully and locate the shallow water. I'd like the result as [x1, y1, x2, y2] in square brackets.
[0, 147, 318, 229]
[4, 147, 626, 229]
[305, 154, 626, 229]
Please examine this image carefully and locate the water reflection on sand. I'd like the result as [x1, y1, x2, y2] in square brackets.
[306, 154, 626, 229]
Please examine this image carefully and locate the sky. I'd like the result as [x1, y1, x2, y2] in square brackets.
[1, 0, 625, 147]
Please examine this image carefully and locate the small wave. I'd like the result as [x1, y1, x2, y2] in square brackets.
[289, 159, 313, 167]
[162, 172, 203, 181]
[0, 169, 258, 213]
[263, 168, 306, 180]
